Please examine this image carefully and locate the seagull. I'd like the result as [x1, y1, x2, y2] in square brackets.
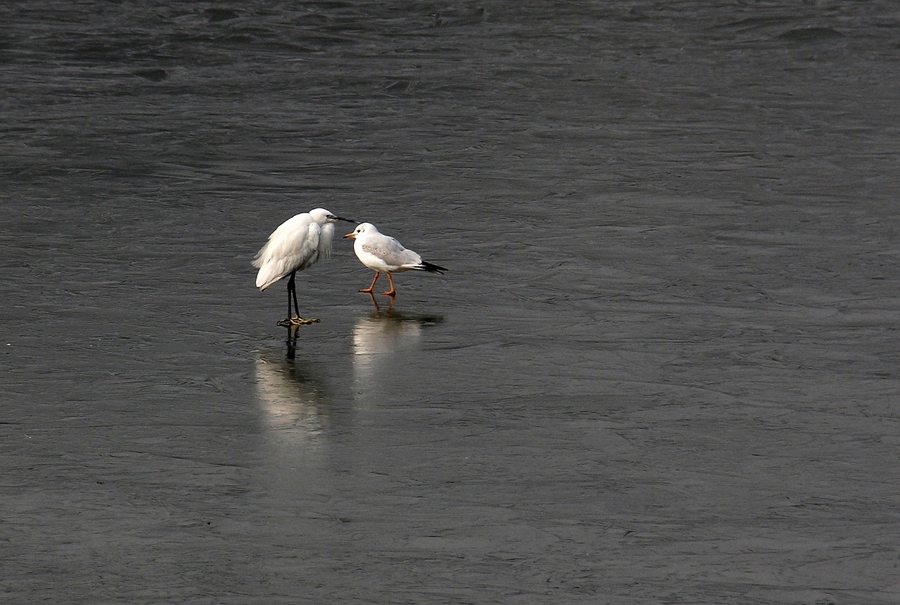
[343, 222, 447, 297]
[253, 208, 355, 326]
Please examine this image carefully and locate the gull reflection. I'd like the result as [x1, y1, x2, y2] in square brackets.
[352, 301, 443, 402]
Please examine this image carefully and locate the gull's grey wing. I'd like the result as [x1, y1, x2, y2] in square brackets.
[362, 234, 422, 268]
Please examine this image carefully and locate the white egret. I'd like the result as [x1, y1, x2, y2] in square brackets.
[254, 207, 355, 326]
[343, 222, 447, 297]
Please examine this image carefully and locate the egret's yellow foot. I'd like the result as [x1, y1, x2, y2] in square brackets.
[278, 316, 319, 327]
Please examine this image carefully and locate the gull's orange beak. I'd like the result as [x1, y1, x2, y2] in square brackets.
[343, 232, 356, 239]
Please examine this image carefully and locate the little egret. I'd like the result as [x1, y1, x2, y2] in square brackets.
[254, 207, 355, 326]
[343, 222, 447, 297]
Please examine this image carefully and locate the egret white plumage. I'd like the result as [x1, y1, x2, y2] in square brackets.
[254, 207, 355, 326]
[343, 222, 447, 297]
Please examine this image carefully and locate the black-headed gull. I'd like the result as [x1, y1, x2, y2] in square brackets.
[343, 222, 447, 297]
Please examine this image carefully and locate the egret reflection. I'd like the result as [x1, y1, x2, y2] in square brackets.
[284, 324, 299, 359]
[253, 350, 334, 500]
[254, 352, 327, 447]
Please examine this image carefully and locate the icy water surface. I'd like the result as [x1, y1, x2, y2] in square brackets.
[2, 1, 900, 603]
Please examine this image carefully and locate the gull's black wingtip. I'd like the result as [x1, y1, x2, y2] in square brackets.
[421, 261, 448, 275]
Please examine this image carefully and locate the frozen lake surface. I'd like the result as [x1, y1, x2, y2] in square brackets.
[2, 2, 900, 603]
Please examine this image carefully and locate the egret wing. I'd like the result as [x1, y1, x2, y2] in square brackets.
[254, 214, 322, 289]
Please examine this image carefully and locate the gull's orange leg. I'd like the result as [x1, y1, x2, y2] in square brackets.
[381, 273, 397, 297]
[359, 272, 380, 293]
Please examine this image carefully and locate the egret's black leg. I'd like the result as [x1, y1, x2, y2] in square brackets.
[289, 271, 301, 319]
[277, 270, 319, 327]
[285, 272, 296, 321]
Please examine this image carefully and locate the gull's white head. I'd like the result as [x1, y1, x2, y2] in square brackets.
[344, 222, 377, 239]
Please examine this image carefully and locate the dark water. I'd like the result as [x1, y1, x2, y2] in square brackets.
[3, 1, 900, 603]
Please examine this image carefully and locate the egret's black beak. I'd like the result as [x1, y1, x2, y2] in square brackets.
[328, 214, 357, 224]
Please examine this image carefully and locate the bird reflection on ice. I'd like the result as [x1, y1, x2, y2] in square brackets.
[254, 351, 333, 499]
[352, 305, 443, 401]
[254, 352, 327, 447]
